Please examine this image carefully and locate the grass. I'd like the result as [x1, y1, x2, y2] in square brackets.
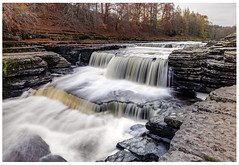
[202, 154, 220, 162]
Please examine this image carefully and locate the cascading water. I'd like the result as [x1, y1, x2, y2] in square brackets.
[3, 96, 137, 161]
[106, 56, 168, 87]
[3, 41, 206, 162]
[89, 52, 115, 68]
[27, 86, 155, 120]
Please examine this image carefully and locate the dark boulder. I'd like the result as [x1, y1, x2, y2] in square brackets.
[3, 134, 51, 162]
[116, 136, 169, 161]
[39, 154, 67, 162]
[105, 150, 140, 162]
[146, 116, 178, 139]
[3, 134, 67, 162]
[127, 124, 147, 137]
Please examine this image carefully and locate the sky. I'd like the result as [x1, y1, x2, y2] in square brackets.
[174, 3, 236, 26]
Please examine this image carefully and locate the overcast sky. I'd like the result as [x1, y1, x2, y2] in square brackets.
[174, 3, 236, 26]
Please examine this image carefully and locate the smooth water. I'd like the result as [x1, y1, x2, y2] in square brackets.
[3, 97, 138, 161]
[2, 41, 206, 162]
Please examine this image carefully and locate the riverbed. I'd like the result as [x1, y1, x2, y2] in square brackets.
[3, 41, 207, 162]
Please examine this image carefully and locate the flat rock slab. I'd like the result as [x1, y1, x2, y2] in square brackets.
[164, 85, 236, 162]
[193, 100, 236, 117]
[170, 111, 236, 161]
[117, 136, 169, 161]
[159, 151, 203, 162]
[206, 85, 236, 103]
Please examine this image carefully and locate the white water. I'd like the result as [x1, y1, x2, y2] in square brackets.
[3, 96, 141, 162]
[3, 41, 206, 162]
[89, 52, 115, 68]
[50, 66, 171, 104]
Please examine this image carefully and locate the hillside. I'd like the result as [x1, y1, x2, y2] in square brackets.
[3, 3, 236, 46]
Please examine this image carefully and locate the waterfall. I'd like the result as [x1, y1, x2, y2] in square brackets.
[29, 87, 154, 120]
[89, 52, 115, 68]
[100, 102, 154, 120]
[106, 56, 168, 87]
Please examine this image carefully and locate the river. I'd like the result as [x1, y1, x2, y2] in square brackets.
[2, 41, 207, 162]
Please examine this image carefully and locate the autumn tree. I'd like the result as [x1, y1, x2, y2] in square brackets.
[161, 3, 174, 36]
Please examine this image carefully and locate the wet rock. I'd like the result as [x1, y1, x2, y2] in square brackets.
[3, 134, 51, 162]
[165, 44, 172, 48]
[105, 150, 140, 162]
[145, 132, 171, 143]
[127, 124, 147, 137]
[44, 44, 124, 65]
[116, 136, 169, 161]
[3, 72, 52, 98]
[224, 51, 236, 63]
[164, 115, 183, 129]
[146, 116, 178, 139]
[39, 154, 67, 162]
[3, 133, 67, 162]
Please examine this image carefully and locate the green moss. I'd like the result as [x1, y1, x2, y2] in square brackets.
[202, 154, 220, 162]
[2, 59, 19, 77]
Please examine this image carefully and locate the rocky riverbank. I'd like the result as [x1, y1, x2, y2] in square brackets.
[3, 51, 71, 98]
[159, 85, 236, 162]
[169, 33, 236, 93]
[102, 85, 236, 162]
[2, 44, 124, 99]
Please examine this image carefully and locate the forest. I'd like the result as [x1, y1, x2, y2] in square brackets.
[3, 3, 236, 41]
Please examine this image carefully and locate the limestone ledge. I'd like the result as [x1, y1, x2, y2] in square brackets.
[168, 33, 236, 93]
[2, 51, 71, 99]
[159, 85, 236, 162]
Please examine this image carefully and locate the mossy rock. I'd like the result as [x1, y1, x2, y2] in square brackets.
[2, 56, 47, 77]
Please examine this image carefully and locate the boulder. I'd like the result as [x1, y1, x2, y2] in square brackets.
[127, 124, 147, 137]
[3, 134, 51, 162]
[3, 134, 67, 162]
[116, 136, 169, 161]
[105, 150, 140, 162]
[146, 116, 178, 139]
[164, 114, 183, 129]
[39, 154, 67, 162]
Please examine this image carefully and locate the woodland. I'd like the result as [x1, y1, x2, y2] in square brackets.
[3, 3, 236, 41]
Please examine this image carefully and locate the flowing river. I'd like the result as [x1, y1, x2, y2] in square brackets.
[3, 41, 206, 162]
